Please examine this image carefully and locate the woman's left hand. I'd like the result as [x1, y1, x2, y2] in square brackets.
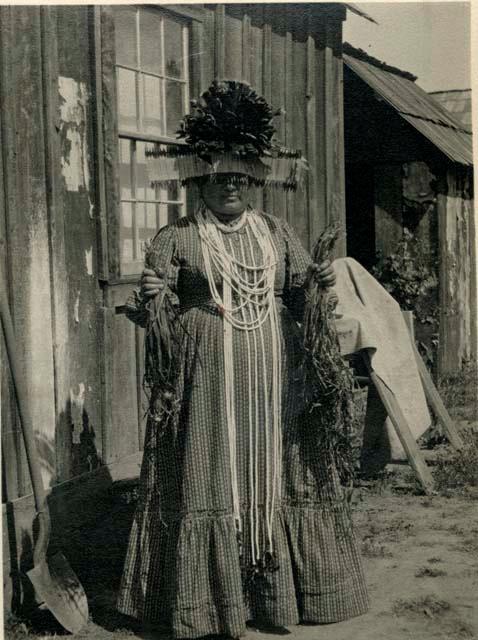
[307, 260, 336, 288]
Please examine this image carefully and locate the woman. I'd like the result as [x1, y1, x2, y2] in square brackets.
[117, 81, 369, 638]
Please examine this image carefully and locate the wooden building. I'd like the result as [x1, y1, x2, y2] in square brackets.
[1, 3, 475, 614]
[1, 2, 369, 611]
[342, 45, 475, 375]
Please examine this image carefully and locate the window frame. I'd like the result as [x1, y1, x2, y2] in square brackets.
[115, 5, 190, 276]
[94, 4, 204, 285]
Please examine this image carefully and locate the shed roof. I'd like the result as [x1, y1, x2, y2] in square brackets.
[429, 89, 472, 130]
[344, 53, 473, 166]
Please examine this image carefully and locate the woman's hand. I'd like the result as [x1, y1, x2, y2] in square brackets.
[307, 260, 336, 288]
[141, 268, 165, 298]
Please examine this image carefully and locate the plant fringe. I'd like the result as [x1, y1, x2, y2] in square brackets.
[301, 223, 360, 486]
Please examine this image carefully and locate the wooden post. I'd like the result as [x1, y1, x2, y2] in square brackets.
[362, 351, 435, 495]
[402, 310, 464, 451]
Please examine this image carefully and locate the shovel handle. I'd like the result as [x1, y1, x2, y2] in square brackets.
[0, 284, 47, 515]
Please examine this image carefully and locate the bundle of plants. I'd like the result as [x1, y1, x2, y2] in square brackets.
[141, 252, 185, 436]
[301, 224, 359, 487]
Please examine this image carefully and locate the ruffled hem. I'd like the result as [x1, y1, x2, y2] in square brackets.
[117, 502, 369, 638]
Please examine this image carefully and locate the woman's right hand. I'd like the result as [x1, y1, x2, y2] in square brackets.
[141, 268, 165, 298]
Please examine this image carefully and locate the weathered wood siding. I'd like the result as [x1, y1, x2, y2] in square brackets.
[0, 2, 348, 489]
[437, 168, 476, 374]
[0, 6, 104, 608]
[1, 2, 348, 611]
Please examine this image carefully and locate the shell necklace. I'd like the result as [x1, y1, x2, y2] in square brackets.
[197, 205, 283, 567]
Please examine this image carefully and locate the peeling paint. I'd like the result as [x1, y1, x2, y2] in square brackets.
[70, 383, 86, 445]
[74, 289, 81, 323]
[85, 247, 93, 276]
[58, 76, 90, 192]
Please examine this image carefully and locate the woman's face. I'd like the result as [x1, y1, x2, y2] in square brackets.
[200, 174, 250, 217]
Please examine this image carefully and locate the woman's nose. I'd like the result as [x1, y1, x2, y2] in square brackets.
[224, 182, 235, 191]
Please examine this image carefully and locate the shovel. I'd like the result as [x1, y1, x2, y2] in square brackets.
[0, 278, 89, 633]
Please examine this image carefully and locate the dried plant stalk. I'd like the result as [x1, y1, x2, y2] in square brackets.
[302, 223, 358, 486]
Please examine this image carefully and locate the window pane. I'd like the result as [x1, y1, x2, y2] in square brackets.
[168, 203, 182, 224]
[117, 68, 137, 132]
[120, 202, 134, 263]
[164, 17, 184, 79]
[165, 80, 184, 137]
[143, 75, 163, 136]
[119, 139, 132, 199]
[140, 9, 162, 75]
[146, 203, 158, 235]
[137, 142, 155, 201]
[115, 8, 137, 68]
[136, 203, 157, 258]
[135, 203, 146, 259]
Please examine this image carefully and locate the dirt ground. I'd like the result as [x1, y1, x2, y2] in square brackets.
[5, 461, 478, 640]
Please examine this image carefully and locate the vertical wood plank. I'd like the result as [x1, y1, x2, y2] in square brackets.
[40, 6, 73, 482]
[101, 6, 121, 280]
[249, 20, 264, 212]
[190, 19, 205, 96]
[241, 13, 251, 83]
[202, 7, 215, 86]
[437, 168, 474, 374]
[99, 306, 114, 465]
[56, 6, 103, 478]
[0, 20, 21, 501]
[306, 11, 319, 246]
[290, 36, 309, 248]
[0, 6, 56, 492]
[224, 12, 242, 80]
[214, 5, 225, 79]
[109, 313, 140, 462]
[91, 6, 109, 282]
[315, 13, 347, 256]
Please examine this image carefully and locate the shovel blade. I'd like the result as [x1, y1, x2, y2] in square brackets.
[27, 552, 89, 634]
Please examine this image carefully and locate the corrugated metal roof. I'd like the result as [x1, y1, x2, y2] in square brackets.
[344, 54, 473, 166]
[429, 90, 472, 130]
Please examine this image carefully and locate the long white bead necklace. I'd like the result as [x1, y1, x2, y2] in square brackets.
[197, 205, 283, 567]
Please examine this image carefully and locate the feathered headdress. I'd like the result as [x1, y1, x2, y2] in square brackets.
[146, 80, 308, 190]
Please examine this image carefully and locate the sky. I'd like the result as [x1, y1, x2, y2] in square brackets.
[343, 2, 471, 92]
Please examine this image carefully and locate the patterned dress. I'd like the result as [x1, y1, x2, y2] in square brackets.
[117, 211, 369, 638]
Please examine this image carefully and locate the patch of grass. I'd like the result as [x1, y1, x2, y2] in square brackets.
[417, 540, 438, 548]
[438, 363, 478, 423]
[427, 557, 443, 564]
[361, 537, 393, 558]
[362, 517, 416, 544]
[449, 621, 476, 639]
[415, 565, 447, 578]
[433, 425, 478, 495]
[392, 594, 451, 618]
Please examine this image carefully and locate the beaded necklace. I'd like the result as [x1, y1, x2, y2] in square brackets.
[197, 205, 282, 567]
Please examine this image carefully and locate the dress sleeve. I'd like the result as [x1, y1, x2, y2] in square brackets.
[281, 220, 313, 322]
[124, 224, 180, 327]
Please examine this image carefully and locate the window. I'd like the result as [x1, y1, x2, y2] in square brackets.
[115, 6, 189, 275]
